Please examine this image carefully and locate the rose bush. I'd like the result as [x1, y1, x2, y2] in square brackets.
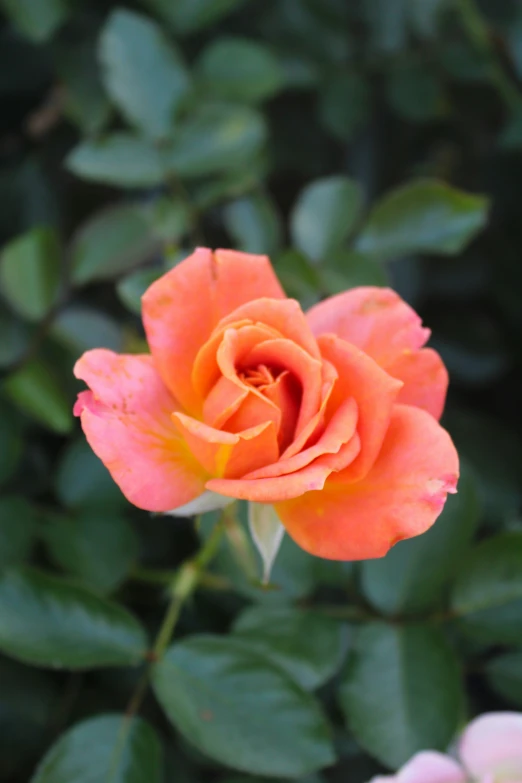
[371, 712, 522, 783]
[74, 247, 458, 560]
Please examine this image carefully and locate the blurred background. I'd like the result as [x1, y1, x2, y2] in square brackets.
[1, 0, 522, 781]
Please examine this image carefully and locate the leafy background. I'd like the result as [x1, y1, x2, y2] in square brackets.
[0, 0, 522, 780]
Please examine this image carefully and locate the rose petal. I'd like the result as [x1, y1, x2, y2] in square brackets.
[194, 323, 279, 399]
[224, 390, 282, 434]
[173, 412, 279, 479]
[388, 347, 448, 420]
[244, 397, 358, 480]
[318, 334, 402, 482]
[399, 752, 466, 783]
[206, 433, 361, 503]
[459, 712, 522, 780]
[274, 404, 459, 560]
[73, 350, 206, 512]
[214, 327, 285, 433]
[307, 288, 444, 418]
[262, 370, 301, 451]
[142, 248, 284, 413]
[216, 298, 320, 359]
[244, 338, 324, 436]
[307, 287, 430, 363]
[281, 358, 338, 460]
[203, 376, 249, 429]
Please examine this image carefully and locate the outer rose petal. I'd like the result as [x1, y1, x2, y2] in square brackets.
[389, 348, 448, 420]
[73, 350, 206, 512]
[459, 712, 522, 781]
[274, 404, 459, 560]
[142, 248, 284, 413]
[318, 334, 402, 482]
[307, 288, 447, 419]
[398, 752, 466, 783]
[307, 287, 429, 363]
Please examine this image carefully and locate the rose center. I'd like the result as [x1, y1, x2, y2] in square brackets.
[239, 364, 279, 389]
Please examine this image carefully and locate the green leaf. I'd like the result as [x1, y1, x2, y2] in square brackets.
[361, 466, 480, 616]
[55, 437, 126, 511]
[0, 400, 23, 485]
[451, 532, 522, 645]
[440, 41, 490, 83]
[117, 268, 162, 316]
[153, 635, 336, 776]
[339, 623, 463, 769]
[44, 510, 138, 594]
[3, 359, 72, 434]
[193, 156, 268, 209]
[99, 9, 190, 140]
[485, 651, 522, 707]
[0, 568, 147, 669]
[142, 0, 247, 34]
[166, 105, 266, 179]
[407, 0, 448, 37]
[319, 71, 370, 142]
[51, 306, 124, 353]
[386, 57, 445, 123]
[291, 176, 363, 262]
[66, 134, 164, 188]
[485, 650, 522, 707]
[144, 196, 191, 243]
[232, 606, 348, 690]
[355, 179, 489, 259]
[363, 0, 408, 53]
[273, 250, 321, 306]
[224, 193, 282, 256]
[55, 40, 112, 135]
[0, 496, 37, 570]
[0, 307, 31, 368]
[70, 204, 157, 285]
[278, 53, 320, 90]
[0, 0, 68, 42]
[506, 14, 522, 80]
[319, 249, 389, 293]
[197, 37, 283, 103]
[0, 226, 61, 322]
[31, 714, 163, 783]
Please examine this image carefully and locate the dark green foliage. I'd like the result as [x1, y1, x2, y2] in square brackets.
[0, 0, 521, 779]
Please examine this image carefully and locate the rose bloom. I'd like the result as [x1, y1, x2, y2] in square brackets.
[371, 712, 522, 783]
[74, 248, 458, 560]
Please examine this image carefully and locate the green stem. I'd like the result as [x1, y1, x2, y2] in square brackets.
[151, 515, 226, 661]
[107, 515, 226, 783]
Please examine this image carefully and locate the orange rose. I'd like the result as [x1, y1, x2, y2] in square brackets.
[74, 248, 458, 560]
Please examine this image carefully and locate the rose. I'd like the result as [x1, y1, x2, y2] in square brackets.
[74, 247, 458, 560]
[371, 711, 522, 783]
